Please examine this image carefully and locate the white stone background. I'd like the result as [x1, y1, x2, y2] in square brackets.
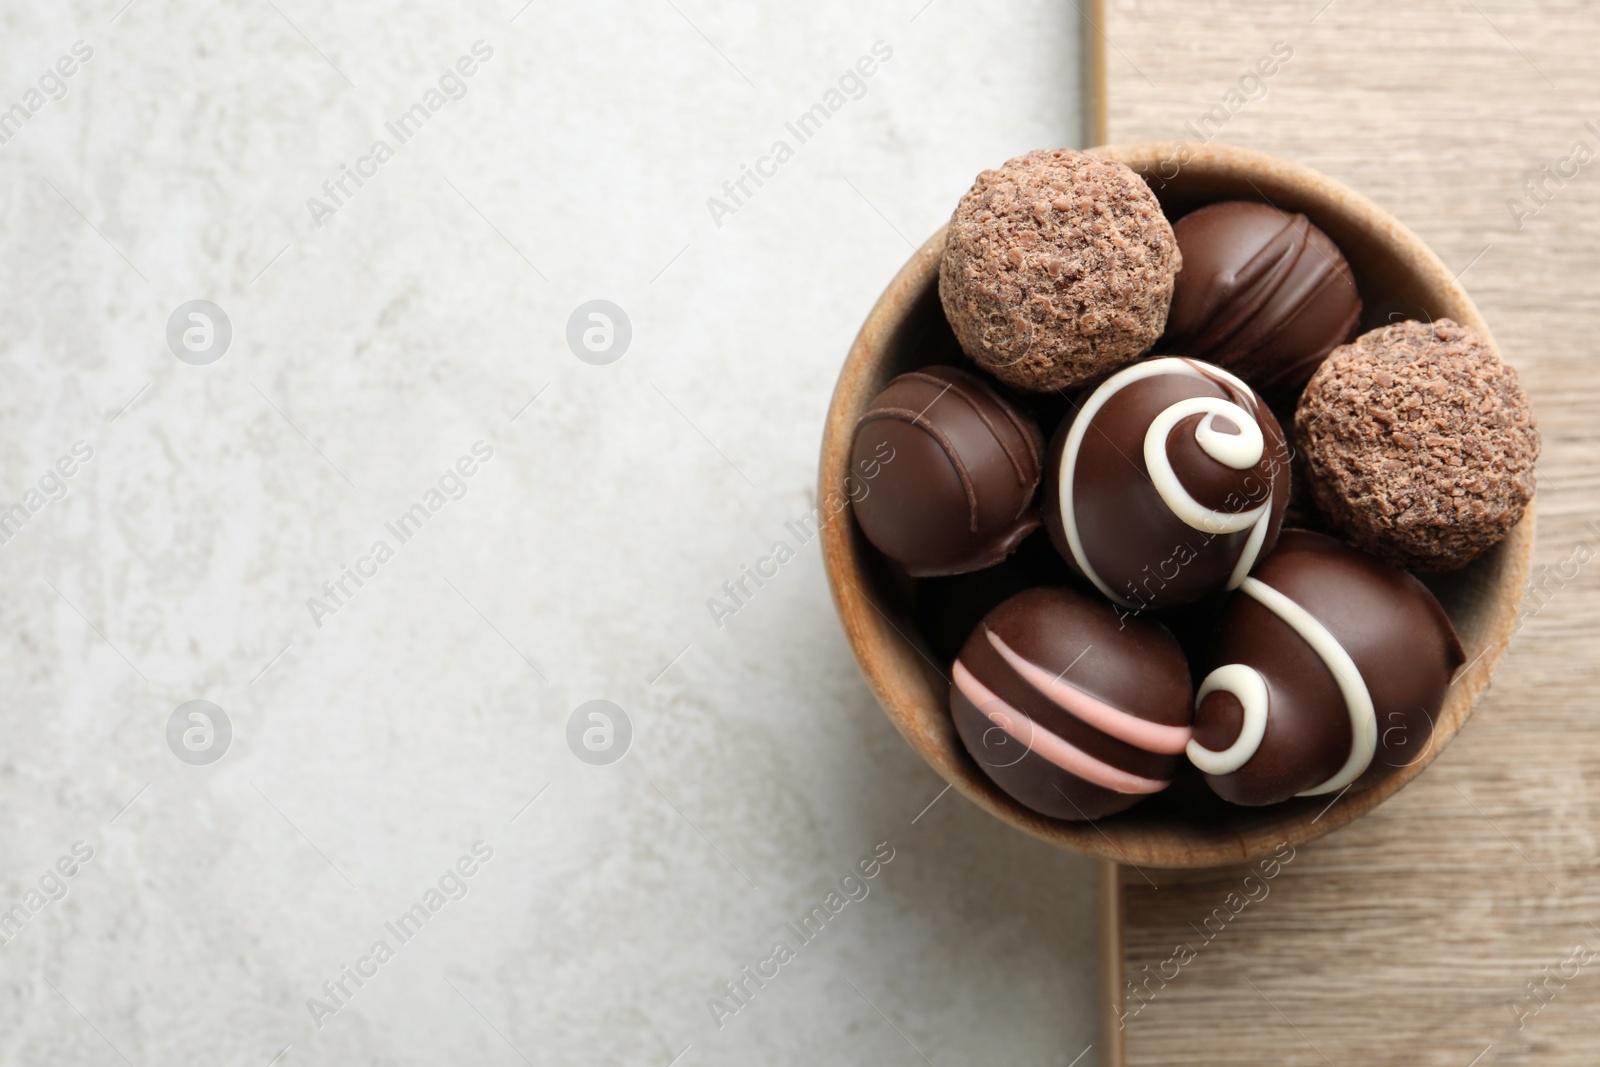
[0, 2, 1102, 1065]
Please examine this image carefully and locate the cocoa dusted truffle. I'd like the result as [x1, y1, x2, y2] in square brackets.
[1187, 531, 1464, 806]
[1165, 201, 1361, 395]
[938, 149, 1181, 392]
[1296, 319, 1538, 571]
[850, 366, 1043, 577]
[951, 586, 1194, 821]
[1043, 357, 1291, 612]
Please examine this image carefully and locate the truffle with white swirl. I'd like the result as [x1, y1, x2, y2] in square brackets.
[1187, 531, 1465, 806]
[950, 586, 1194, 821]
[1043, 357, 1291, 612]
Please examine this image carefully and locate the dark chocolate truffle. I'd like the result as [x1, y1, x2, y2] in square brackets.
[951, 587, 1194, 821]
[1165, 201, 1361, 395]
[1187, 531, 1465, 806]
[850, 366, 1043, 577]
[939, 149, 1180, 392]
[1295, 318, 1538, 571]
[1043, 357, 1291, 612]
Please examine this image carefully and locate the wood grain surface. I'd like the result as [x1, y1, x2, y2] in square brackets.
[1104, 2, 1600, 1064]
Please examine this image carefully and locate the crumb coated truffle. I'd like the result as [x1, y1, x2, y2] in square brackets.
[1296, 319, 1538, 571]
[938, 149, 1180, 392]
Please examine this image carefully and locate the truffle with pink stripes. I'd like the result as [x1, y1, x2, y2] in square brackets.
[950, 586, 1194, 821]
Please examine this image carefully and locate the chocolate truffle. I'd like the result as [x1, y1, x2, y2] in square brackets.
[1187, 531, 1464, 806]
[951, 586, 1194, 821]
[850, 366, 1043, 576]
[1165, 201, 1361, 395]
[1044, 357, 1291, 612]
[1296, 319, 1539, 571]
[939, 149, 1180, 392]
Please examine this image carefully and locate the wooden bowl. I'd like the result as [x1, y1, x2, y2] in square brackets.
[819, 142, 1534, 869]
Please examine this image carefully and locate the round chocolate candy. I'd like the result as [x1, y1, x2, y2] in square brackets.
[938, 149, 1181, 392]
[1165, 201, 1361, 396]
[1186, 530, 1465, 806]
[1295, 318, 1538, 572]
[850, 366, 1043, 577]
[951, 586, 1194, 821]
[1043, 356, 1291, 613]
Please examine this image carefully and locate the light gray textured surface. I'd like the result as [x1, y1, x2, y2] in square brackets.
[0, 2, 1100, 1065]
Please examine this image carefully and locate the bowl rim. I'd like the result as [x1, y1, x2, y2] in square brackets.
[818, 141, 1535, 869]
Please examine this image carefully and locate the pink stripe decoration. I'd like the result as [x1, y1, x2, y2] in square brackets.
[953, 661, 1170, 795]
[985, 630, 1193, 754]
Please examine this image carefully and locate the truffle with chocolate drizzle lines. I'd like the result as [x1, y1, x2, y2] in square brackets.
[1165, 200, 1361, 396]
[1043, 356, 1291, 612]
[1187, 530, 1465, 806]
[850, 365, 1043, 577]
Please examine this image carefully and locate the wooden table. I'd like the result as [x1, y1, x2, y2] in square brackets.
[1100, 2, 1600, 1063]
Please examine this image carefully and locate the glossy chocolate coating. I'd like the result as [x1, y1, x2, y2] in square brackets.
[1044, 357, 1291, 612]
[951, 587, 1193, 821]
[851, 366, 1043, 577]
[1188, 531, 1465, 806]
[1165, 201, 1361, 395]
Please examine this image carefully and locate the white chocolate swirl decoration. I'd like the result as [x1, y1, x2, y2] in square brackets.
[1186, 576, 1378, 796]
[1183, 530, 1465, 808]
[1056, 357, 1283, 608]
[1184, 663, 1269, 776]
